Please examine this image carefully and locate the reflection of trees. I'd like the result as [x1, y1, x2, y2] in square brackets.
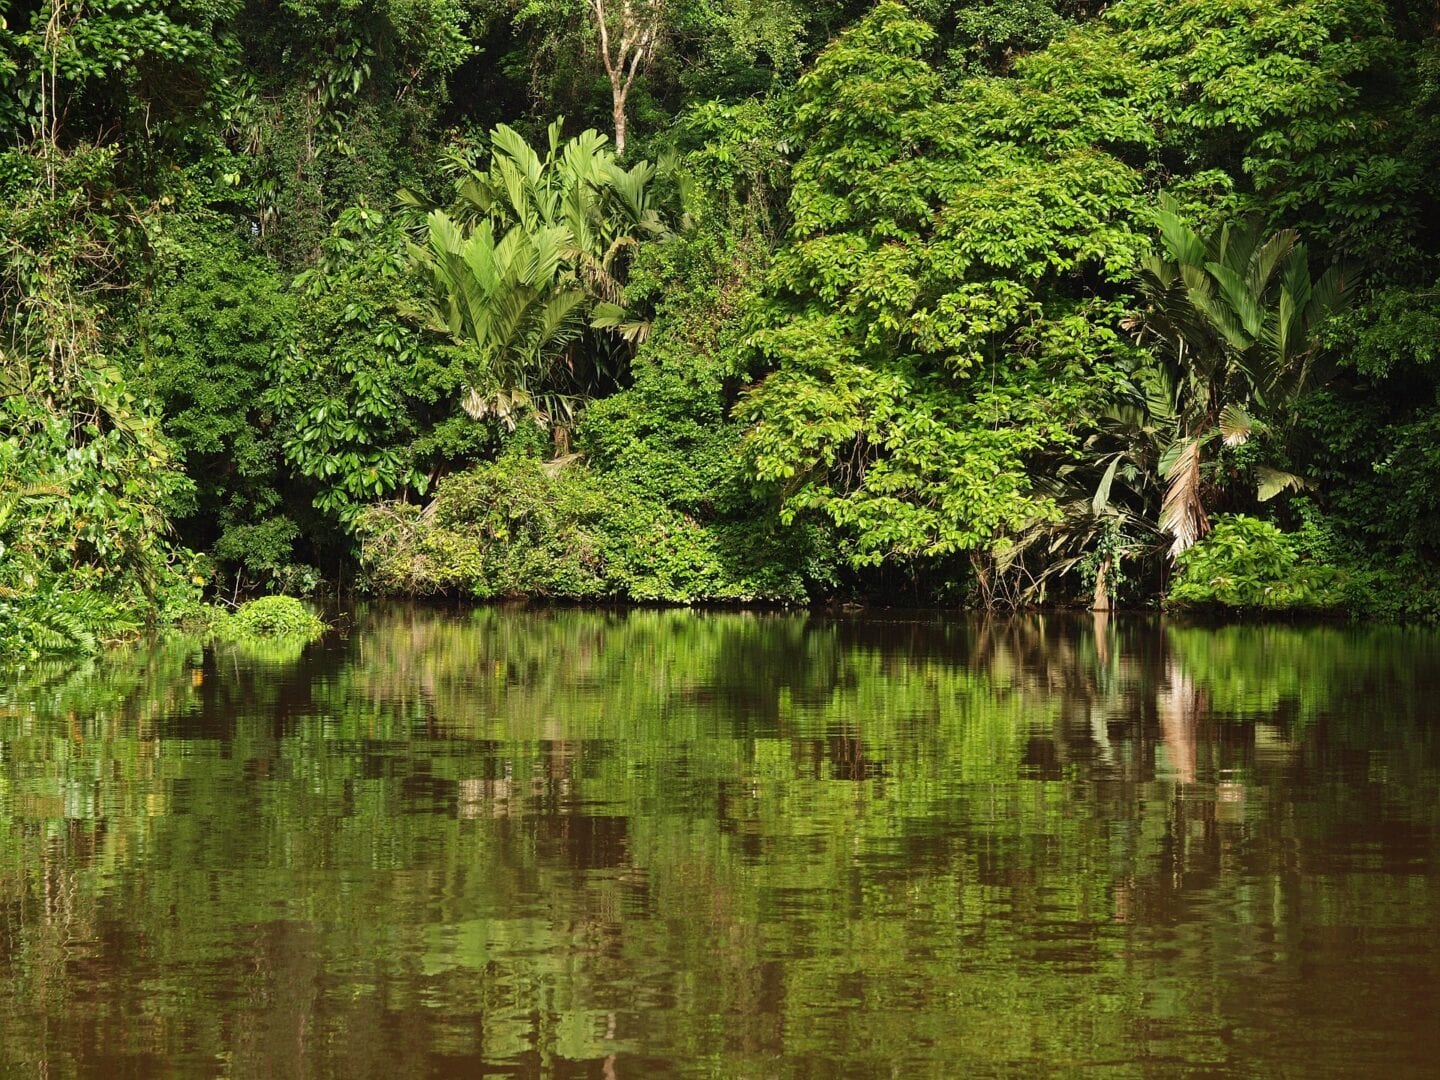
[0, 609, 1437, 1074]
[1158, 657, 1200, 784]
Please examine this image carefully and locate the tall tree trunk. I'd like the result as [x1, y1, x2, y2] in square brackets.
[610, 78, 627, 157]
[591, 0, 661, 158]
[1092, 554, 1112, 611]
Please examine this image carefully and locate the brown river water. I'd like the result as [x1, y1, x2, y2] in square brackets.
[1, 606, 1437, 1076]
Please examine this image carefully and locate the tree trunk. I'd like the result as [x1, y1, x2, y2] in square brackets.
[611, 83, 627, 157]
[591, 0, 657, 160]
[1091, 554, 1112, 611]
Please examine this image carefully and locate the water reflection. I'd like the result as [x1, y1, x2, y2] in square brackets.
[1, 607, 1438, 1076]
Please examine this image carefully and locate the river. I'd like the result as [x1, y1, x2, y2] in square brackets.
[2, 606, 1437, 1076]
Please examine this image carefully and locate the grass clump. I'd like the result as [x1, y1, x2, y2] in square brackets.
[223, 596, 327, 639]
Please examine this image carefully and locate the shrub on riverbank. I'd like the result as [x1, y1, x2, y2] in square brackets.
[1167, 517, 1346, 612]
[204, 596, 326, 664]
[356, 452, 826, 603]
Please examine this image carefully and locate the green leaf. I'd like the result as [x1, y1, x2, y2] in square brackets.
[1255, 466, 1308, 502]
[1218, 403, 1258, 447]
[1092, 454, 1121, 517]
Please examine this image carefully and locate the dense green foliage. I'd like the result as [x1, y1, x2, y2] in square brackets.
[223, 594, 327, 637]
[358, 447, 828, 601]
[5, 0, 1440, 654]
[1168, 514, 1343, 610]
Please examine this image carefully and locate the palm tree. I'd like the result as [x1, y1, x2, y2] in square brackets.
[1003, 364, 1170, 608]
[412, 212, 589, 431]
[406, 120, 678, 434]
[1126, 197, 1350, 556]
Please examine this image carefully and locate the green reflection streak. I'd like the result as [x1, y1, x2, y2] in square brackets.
[0, 609, 1438, 1077]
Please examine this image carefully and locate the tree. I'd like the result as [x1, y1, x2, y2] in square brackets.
[1127, 199, 1350, 556]
[738, 3, 1144, 586]
[416, 209, 589, 430]
[591, 0, 664, 155]
[406, 120, 677, 439]
[0, 2, 231, 652]
[505, 0, 834, 154]
[0, 152, 200, 653]
[267, 204, 449, 533]
[224, 0, 473, 265]
[0, 0, 237, 156]
[131, 212, 297, 565]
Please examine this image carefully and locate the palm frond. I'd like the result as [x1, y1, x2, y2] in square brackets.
[406, 121, 679, 433]
[1159, 437, 1209, 558]
[1255, 466, 1309, 502]
[1092, 453, 1122, 516]
[1155, 196, 1207, 267]
[1218, 403, 1261, 447]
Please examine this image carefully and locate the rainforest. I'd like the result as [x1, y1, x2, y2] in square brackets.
[4, 0, 1440, 655]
